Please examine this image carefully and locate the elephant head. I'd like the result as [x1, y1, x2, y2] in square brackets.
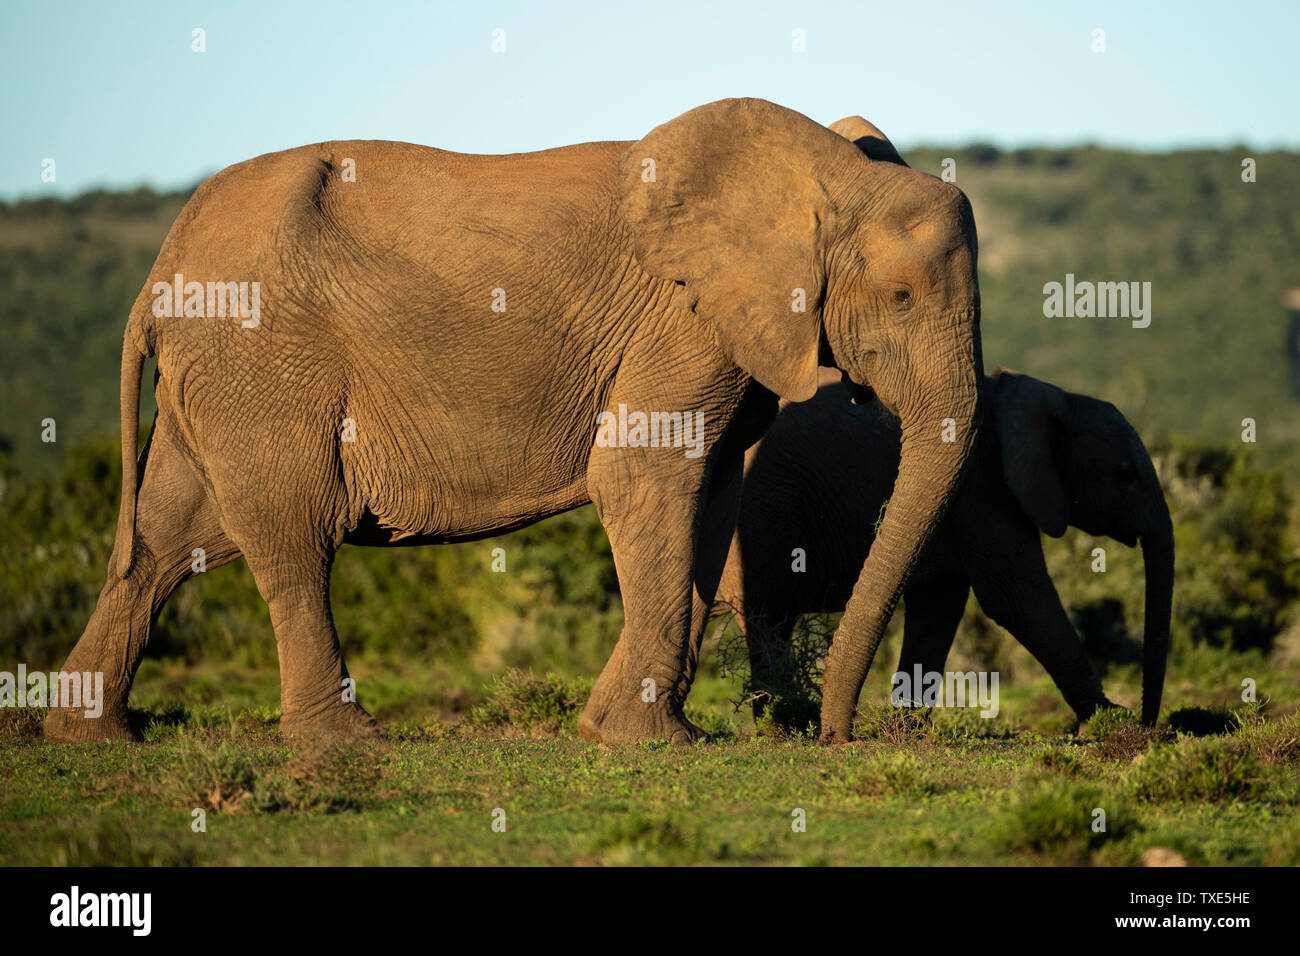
[616, 100, 983, 741]
[991, 367, 1174, 725]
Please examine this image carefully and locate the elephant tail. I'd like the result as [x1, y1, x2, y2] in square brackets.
[113, 317, 151, 579]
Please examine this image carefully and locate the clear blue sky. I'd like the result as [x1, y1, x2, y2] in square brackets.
[2, 0, 1296, 199]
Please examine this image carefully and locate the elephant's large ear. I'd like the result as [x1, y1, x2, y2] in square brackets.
[992, 367, 1070, 537]
[617, 98, 863, 402]
[829, 116, 908, 167]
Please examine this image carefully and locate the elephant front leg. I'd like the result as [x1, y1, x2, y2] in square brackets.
[579, 449, 733, 745]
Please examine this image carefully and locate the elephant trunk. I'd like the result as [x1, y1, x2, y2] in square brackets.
[1139, 509, 1174, 725]
[818, 325, 981, 743]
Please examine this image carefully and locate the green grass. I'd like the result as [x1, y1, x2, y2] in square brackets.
[3, 648, 1298, 866]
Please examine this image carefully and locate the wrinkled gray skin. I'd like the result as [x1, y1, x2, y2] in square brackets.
[712, 367, 1174, 726]
[44, 98, 982, 745]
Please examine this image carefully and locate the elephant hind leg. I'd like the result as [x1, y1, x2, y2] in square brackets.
[235, 533, 382, 741]
[45, 419, 240, 742]
[184, 393, 380, 741]
[971, 573, 1109, 722]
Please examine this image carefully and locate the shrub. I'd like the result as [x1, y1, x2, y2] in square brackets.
[590, 813, 697, 865]
[1129, 736, 1262, 804]
[1158, 444, 1300, 652]
[717, 612, 833, 735]
[45, 816, 197, 867]
[930, 706, 1014, 742]
[594, 814, 688, 851]
[988, 779, 1138, 863]
[469, 668, 590, 736]
[1085, 706, 1139, 738]
[0, 705, 46, 738]
[165, 729, 384, 814]
[752, 702, 817, 741]
[853, 703, 933, 745]
[1231, 709, 1300, 765]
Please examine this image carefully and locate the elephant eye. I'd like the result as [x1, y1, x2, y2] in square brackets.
[892, 289, 912, 308]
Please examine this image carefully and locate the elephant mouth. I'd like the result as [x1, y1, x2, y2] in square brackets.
[840, 369, 878, 407]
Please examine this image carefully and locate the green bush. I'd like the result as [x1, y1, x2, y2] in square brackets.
[717, 612, 833, 735]
[0, 440, 119, 666]
[1084, 706, 1171, 761]
[1084, 706, 1140, 738]
[1129, 736, 1262, 804]
[988, 779, 1138, 863]
[930, 706, 1014, 741]
[165, 729, 383, 814]
[469, 668, 591, 736]
[591, 813, 693, 865]
[168, 731, 260, 812]
[1032, 746, 1083, 777]
[1162, 444, 1300, 651]
[1231, 709, 1300, 765]
[252, 740, 383, 814]
[853, 702, 933, 744]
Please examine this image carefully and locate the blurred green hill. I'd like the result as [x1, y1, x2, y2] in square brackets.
[0, 187, 188, 475]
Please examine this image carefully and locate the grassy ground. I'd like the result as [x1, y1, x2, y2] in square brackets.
[3, 630, 1298, 866]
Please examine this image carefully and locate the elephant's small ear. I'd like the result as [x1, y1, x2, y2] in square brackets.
[829, 116, 908, 166]
[993, 370, 1070, 537]
[618, 99, 861, 402]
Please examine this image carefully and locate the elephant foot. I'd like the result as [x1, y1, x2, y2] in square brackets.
[815, 693, 859, 745]
[576, 696, 706, 746]
[817, 713, 858, 745]
[816, 727, 852, 746]
[280, 701, 385, 742]
[44, 703, 137, 743]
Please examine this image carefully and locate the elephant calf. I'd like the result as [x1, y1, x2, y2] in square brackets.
[713, 367, 1173, 725]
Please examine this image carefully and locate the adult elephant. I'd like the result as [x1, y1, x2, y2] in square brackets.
[712, 367, 1173, 727]
[44, 98, 983, 745]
